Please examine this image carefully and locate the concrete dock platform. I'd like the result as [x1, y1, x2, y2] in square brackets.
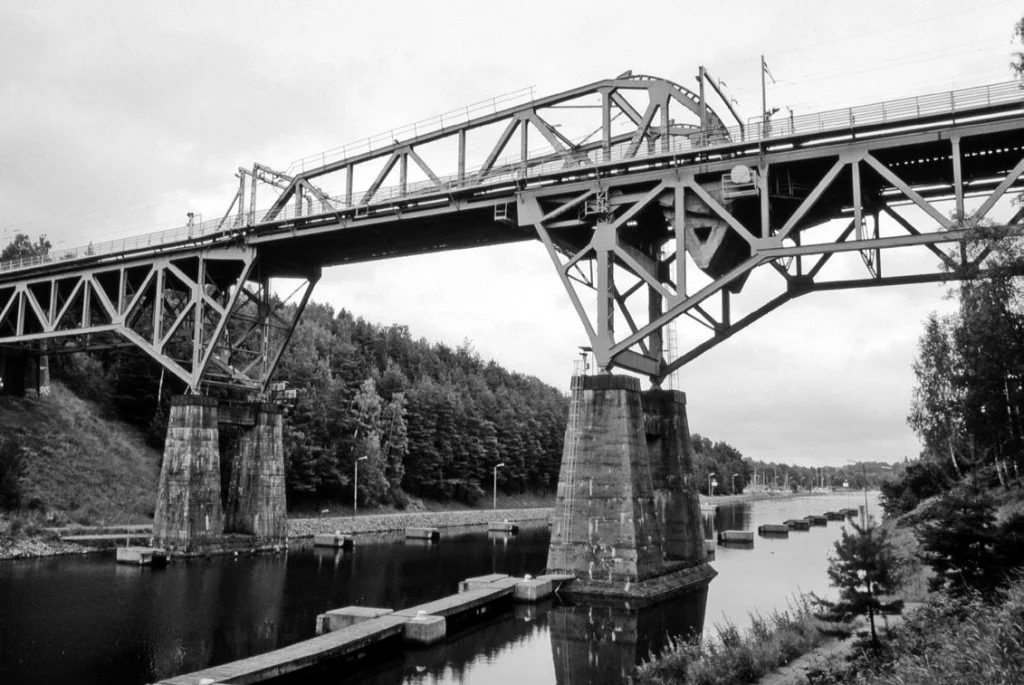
[783, 519, 811, 531]
[757, 524, 790, 536]
[313, 533, 354, 549]
[160, 614, 409, 684]
[316, 606, 392, 634]
[158, 574, 556, 684]
[405, 527, 440, 542]
[717, 530, 754, 543]
[115, 547, 167, 566]
[804, 515, 828, 526]
[487, 521, 519, 534]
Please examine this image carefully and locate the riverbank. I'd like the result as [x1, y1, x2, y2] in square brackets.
[0, 506, 556, 561]
[288, 506, 553, 537]
[1, 488, 829, 560]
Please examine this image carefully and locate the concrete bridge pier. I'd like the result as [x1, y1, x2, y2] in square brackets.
[225, 403, 287, 543]
[642, 388, 705, 562]
[546, 375, 715, 600]
[152, 396, 224, 553]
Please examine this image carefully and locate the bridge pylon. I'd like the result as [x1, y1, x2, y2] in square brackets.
[546, 374, 715, 599]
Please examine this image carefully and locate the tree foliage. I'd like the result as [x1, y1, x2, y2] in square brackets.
[1, 232, 52, 263]
[908, 224, 1024, 483]
[915, 487, 1024, 597]
[819, 517, 903, 644]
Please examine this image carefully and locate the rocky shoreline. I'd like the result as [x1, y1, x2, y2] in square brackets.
[0, 536, 99, 561]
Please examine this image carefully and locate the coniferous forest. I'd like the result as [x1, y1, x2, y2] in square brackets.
[53, 303, 569, 510]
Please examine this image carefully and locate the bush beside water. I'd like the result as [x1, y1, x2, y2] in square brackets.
[634, 600, 849, 685]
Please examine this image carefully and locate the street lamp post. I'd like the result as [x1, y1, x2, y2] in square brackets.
[732, 473, 739, 495]
[354, 456, 367, 515]
[708, 472, 716, 497]
[493, 462, 505, 509]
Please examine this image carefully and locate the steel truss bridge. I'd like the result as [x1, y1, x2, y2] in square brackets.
[1, 73, 1023, 393]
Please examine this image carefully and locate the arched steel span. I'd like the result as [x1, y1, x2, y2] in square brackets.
[229, 72, 731, 228]
[2, 74, 1024, 394]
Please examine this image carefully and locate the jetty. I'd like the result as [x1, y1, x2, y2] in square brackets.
[405, 527, 440, 542]
[717, 530, 754, 544]
[313, 533, 354, 549]
[157, 573, 571, 684]
[757, 524, 790, 536]
[783, 519, 811, 531]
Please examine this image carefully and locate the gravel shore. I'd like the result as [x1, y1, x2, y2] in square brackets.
[288, 507, 554, 537]
[0, 537, 97, 561]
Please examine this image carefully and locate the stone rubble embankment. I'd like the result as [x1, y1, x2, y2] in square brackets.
[0, 537, 97, 561]
[288, 507, 554, 537]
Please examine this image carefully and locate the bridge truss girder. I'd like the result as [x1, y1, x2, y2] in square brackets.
[0, 246, 319, 394]
[230, 73, 728, 230]
[521, 118, 1024, 384]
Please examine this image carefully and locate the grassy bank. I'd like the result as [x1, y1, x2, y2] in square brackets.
[808, 575, 1024, 684]
[1, 382, 161, 530]
[634, 599, 849, 685]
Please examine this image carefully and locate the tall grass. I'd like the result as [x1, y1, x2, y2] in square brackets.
[0, 382, 161, 527]
[830, 576, 1024, 685]
[634, 597, 849, 685]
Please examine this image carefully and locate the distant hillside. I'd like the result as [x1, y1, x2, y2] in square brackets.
[0, 381, 161, 525]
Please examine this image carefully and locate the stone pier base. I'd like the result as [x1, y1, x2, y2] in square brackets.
[152, 396, 224, 553]
[546, 375, 715, 600]
[225, 403, 287, 544]
[643, 388, 705, 563]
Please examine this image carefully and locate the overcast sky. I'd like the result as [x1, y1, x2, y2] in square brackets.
[2, 0, 1023, 466]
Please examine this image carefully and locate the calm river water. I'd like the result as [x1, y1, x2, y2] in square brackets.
[0, 493, 876, 685]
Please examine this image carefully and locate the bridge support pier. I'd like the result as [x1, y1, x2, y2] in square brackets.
[152, 396, 224, 553]
[546, 375, 715, 600]
[225, 403, 287, 543]
[643, 388, 705, 562]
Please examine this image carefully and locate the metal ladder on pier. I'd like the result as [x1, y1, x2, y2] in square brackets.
[559, 360, 586, 545]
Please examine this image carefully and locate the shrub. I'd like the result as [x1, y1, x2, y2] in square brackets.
[915, 487, 1004, 597]
[879, 461, 952, 518]
[0, 436, 28, 510]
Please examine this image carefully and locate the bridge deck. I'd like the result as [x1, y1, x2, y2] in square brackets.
[2, 79, 1022, 280]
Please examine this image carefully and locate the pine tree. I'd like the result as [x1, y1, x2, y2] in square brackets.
[820, 517, 903, 645]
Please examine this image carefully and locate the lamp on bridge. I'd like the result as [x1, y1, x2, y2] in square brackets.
[493, 462, 505, 510]
[354, 456, 368, 515]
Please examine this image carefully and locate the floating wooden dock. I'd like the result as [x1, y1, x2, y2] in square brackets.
[487, 521, 519, 534]
[115, 547, 167, 567]
[804, 515, 828, 526]
[717, 530, 754, 544]
[158, 573, 565, 684]
[313, 533, 354, 549]
[65, 533, 152, 545]
[783, 519, 811, 531]
[823, 511, 846, 521]
[757, 524, 790, 536]
[405, 527, 440, 542]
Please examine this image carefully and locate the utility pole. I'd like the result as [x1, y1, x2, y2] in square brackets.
[761, 54, 768, 136]
[354, 456, 367, 514]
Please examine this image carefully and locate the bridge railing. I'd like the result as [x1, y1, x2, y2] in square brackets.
[0, 218, 230, 275]
[3, 80, 1023, 277]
